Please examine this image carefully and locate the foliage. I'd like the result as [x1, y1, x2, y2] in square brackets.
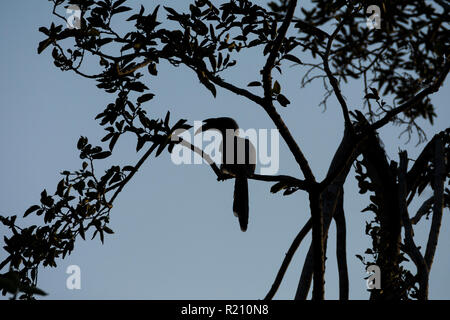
[1, 0, 449, 299]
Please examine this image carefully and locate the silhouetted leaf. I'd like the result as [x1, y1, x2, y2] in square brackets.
[137, 93, 155, 104]
[37, 38, 52, 54]
[364, 93, 378, 100]
[24, 205, 41, 218]
[272, 81, 281, 95]
[127, 82, 148, 92]
[92, 151, 112, 159]
[283, 54, 303, 64]
[247, 81, 262, 87]
[148, 63, 158, 76]
[277, 94, 291, 107]
[112, 6, 132, 15]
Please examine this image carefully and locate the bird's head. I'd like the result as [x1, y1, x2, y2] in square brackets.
[195, 117, 239, 135]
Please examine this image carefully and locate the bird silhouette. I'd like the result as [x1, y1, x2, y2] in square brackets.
[196, 117, 256, 231]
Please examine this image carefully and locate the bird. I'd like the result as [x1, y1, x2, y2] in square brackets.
[195, 117, 256, 231]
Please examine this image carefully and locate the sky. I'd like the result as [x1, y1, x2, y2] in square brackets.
[0, 0, 449, 300]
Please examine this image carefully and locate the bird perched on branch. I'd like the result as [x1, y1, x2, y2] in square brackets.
[196, 117, 256, 231]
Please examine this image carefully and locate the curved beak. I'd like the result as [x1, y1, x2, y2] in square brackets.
[195, 119, 215, 135]
[195, 123, 207, 135]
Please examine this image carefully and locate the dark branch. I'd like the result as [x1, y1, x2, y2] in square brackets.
[424, 136, 445, 269]
[264, 218, 312, 300]
[323, 19, 352, 127]
[399, 151, 429, 300]
[371, 60, 450, 131]
[334, 191, 349, 300]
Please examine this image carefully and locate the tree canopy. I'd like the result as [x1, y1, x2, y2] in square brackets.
[1, 0, 449, 300]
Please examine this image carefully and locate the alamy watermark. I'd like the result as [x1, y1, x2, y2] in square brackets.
[66, 5, 82, 30]
[366, 5, 381, 30]
[66, 265, 81, 290]
[366, 264, 381, 290]
[170, 121, 280, 175]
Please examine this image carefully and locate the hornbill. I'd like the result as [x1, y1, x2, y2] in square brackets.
[196, 117, 256, 231]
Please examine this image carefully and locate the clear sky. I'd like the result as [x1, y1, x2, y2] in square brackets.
[1, 0, 449, 299]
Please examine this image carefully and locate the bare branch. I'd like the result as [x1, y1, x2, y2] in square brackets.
[207, 73, 264, 106]
[109, 143, 158, 204]
[323, 19, 352, 127]
[334, 191, 348, 300]
[264, 218, 312, 300]
[263, 0, 298, 97]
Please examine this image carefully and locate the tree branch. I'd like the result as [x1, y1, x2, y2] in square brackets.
[334, 190, 349, 300]
[259, 0, 316, 183]
[371, 59, 450, 131]
[309, 189, 324, 300]
[399, 151, 429, 300]
[424, 136, 445, 270]
[411, 196, 434, 225]
[109, 143, 158, 204]
[208, 72, 265, 106]
[175, 136, 309, 189]
[295, 126, 357, 299]
[323, 19, 352, 127]
[264, 218, 312, 300]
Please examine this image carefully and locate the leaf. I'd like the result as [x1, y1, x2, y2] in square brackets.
[127, 82, 149, 92]
[364, 93, 379, 100]
[91, 151, 112, 160]
[137, 93, 155, 104]
[103, 226, 114, 234]
[122, 166, 135, 172]
[136, 136, 146, 152]
[112, 6, 132, 15]
[24, 205, 41, 217]
[0, 275, 17, 294]
[77, 136, 87, 150]
[113, 0, 127, 9]
[164, 111, 170, 127]
[19, 284, 48, 296]
[55, 179, 65, 197]
[272, 81, 281, 95]
[148, 63, 158, 76]
[79, 223, 86, 240]
[109, 133, 120, 151]
[164, 6, 178, 17]
[38, 27, 49, 36]
[283, 54, 303, 64]
[369, 87, 379, 98]
[37, 38, 52, 54]
[100, 230, 104, 244]
[277, 94, 291, 107]
[155, 136, 170, 157]
[208, 54, 217, 71]
[101, 132, 114, 142]
[247, 81, 262, 87]
[109, 172, 122, 185]
[0, 256, 12, 271]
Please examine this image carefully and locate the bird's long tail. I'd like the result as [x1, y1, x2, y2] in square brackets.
[233, 175, 249, 232]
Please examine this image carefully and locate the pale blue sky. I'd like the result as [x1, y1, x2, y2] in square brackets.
[1, 1, 449, 299]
